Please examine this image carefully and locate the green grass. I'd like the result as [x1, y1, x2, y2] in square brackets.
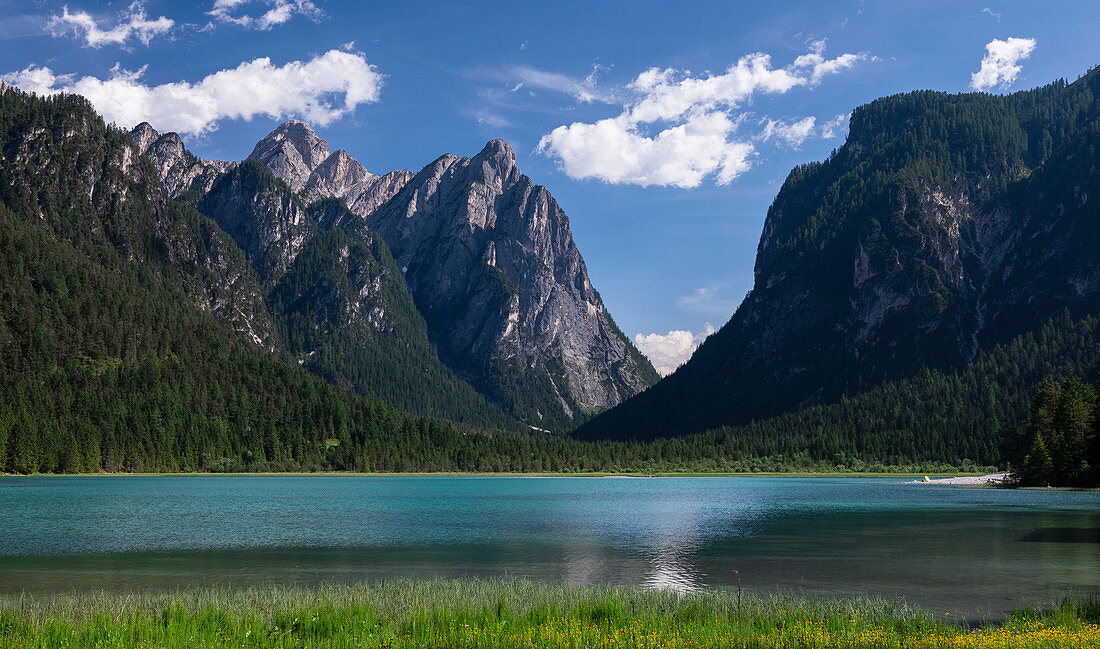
[1, 579, 1097, 648]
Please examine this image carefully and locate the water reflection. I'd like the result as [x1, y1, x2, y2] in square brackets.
[639, 505, 705, 593]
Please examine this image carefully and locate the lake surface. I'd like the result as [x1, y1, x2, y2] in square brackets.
[2, 476, 1098, 620]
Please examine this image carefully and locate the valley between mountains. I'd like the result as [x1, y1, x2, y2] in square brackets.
[0, 68, 1098, 475]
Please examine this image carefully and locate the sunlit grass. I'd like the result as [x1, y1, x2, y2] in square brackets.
[1, 579, 1097, 648]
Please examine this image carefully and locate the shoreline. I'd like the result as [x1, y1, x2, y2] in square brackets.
[1, 470, 999, 479]
[905, 472, 1010, 485]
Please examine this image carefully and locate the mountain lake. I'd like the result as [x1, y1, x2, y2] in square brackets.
[1, 475, 1097, 621]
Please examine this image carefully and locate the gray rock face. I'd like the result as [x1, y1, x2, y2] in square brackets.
[247, 120, 333, 193]
[363, 139, 658, 425]
[248, 122, 657, 427]
[131, 122, 235, 199]
[250, 122, 414, 219]
[0, 80, 13, 95]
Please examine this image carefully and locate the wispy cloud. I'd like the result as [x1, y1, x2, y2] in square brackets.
[208, 0, 322, 30]
[505, 63, 612, 103]
[820, 112, 850, 139]
[676, 285, 739, 316]
[759, 116, 816, 148]
[476, 111, 512, 128]
[981, 7, 1002, 21]
[537, 40, 872, 188]
[634, 323, 715, 376]
[970, 37, 1036, 91]
[4, 49, 383, 136]
[47, 2, 173, 48]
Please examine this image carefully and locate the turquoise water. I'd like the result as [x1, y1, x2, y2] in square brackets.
[1, 476, 1098, 619]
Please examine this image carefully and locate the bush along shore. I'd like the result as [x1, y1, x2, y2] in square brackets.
[2, 580, 1098, 648]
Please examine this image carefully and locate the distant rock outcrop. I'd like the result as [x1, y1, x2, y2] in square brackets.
[247, 121, 413, 218]
[131, 122, 235, 200]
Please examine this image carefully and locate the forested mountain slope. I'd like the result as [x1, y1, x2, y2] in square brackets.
[0, 89, 474, 473]
[579, 67, 1100, 442]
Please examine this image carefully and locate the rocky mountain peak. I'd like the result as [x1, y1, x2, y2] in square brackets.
[130, 123, 235, 200]
[363, 139, 658, 427]
[470, 139, 519, 189]
[313, 148, 371, 184]
[0, 80, 13, 95]
[248, 120, 331, 192]
[131, 122, 160, 152]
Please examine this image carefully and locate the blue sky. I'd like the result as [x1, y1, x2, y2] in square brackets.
[2, 0, 1098, 374]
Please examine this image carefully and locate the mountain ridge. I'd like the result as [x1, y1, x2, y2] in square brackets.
[246, 122, 658, 430]
[579, 67, 1100, 442]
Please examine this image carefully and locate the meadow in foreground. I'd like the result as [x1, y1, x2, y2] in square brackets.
[2, 579, 1097, 648]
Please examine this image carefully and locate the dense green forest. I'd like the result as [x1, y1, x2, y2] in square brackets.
[1005, 375, 1099, 486]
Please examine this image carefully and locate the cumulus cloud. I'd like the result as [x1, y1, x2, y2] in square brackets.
[4, 49, 383, 136]
[537, 111, 754, 188]
[208, 0, 322, 30]
[970, 37, 1036, 91]
[634, 324, 715, 376]
[759, 116, 816, 147]
[47, 2, 174, 47]
[537, 41, 871, 188]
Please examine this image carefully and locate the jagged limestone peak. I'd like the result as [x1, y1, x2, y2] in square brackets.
[248, 120, 331, 192]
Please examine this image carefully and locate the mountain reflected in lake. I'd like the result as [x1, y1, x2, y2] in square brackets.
[2, 476, 1097, 619]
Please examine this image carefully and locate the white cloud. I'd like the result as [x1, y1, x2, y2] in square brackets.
[759, 116, 816, 147]
[970, 37, 1036, 91]
[791, 39, 868, 84]
[538, 111, 754, 188]
[634, 324, 715, 376]
[676, 285, 739, 315]
[981, 7, 1002, 21]
[208, 0, 322, 30]
[47, 2, 174, 48]
[820, 112, 850, 139]
[4, 49, 383, 136]
[537, 41, 871, 188]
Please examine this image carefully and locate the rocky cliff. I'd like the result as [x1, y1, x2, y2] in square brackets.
[249, 123, 658, 429]
[579, 69, 1100, 441]
[131, 122, 235, 201]
[363, 140, 657, 428]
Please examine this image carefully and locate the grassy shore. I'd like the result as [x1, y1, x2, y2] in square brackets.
[2, 580, 1097, 648]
